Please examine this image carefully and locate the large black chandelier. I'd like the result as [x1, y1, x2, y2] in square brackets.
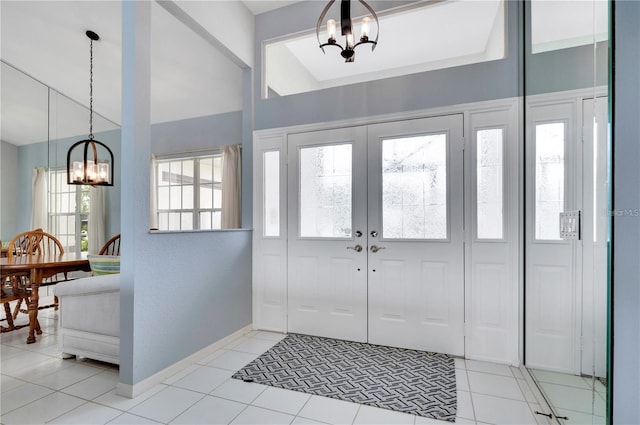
[67, 30, 114, 186]
[316, 0, 379, 63]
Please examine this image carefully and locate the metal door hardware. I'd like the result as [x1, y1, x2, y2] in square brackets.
[347, 245, 363, 252]
[370, 245, 385, 253]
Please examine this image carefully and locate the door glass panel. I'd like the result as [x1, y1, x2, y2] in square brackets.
[264, 150, 280, 237]
[535, 122, 565, 240]
[477, 128, 504, 239]
[382, 134, 447, 239]
[299, 144, 352, 238]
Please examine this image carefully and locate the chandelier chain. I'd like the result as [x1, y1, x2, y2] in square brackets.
[89, 38, 94, 140]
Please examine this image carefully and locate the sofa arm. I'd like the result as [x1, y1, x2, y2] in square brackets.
[55, 273, 120, 296]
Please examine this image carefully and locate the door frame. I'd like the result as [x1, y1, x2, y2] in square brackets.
[252, 97, 521, 364]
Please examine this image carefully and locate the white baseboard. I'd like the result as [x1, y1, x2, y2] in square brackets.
[116, 324, 253, 398]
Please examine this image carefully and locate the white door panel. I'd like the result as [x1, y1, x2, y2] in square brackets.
[287, 127, 368, 342]
[367, 115, 465, 355]
[525, 102, 577, 373]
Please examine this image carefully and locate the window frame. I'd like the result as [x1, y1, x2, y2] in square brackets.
[48, 168, 90, 254]
[154, 150, 223, 231]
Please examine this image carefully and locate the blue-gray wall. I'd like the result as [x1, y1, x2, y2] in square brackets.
[613, 1, 640, 423]
[120, 0, 252, 387]
[1, 141, 19, 241]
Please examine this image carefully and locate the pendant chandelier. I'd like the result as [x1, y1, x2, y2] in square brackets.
[316, 0, 379, 63]
[67, 30, 114, 186]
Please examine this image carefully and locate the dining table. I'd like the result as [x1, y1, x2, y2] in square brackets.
[1, 253, 91, 343]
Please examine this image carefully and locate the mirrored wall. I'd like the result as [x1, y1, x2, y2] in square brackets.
[0, 60, 120, 254]
[523, 1, 610, 423]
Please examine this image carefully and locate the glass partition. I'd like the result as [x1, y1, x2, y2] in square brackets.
[0, 60, 120, 254]
[523, 1, 610, 423]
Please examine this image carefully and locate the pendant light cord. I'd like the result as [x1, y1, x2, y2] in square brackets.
[89, 37, 94, 140]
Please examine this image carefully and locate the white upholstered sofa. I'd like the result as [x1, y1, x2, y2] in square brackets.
[55, 273, 120, 365]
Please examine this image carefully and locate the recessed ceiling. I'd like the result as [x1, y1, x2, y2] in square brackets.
[265, 0, 506, 97]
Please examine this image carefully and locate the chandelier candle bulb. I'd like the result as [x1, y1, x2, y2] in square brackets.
[361, 16, 370, 40]
[327, 19, 337, 42]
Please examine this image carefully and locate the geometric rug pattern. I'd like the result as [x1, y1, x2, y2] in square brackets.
[232, 333, 457, 422]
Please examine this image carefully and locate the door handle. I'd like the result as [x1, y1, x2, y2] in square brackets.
[347, 245, 363, 252]
[370, 245, 385, 253]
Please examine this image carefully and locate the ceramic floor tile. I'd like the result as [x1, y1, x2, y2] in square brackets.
[61, 369, 119, 400]
[169, 395, 246, 424]
[6, 356, 76, 383]
[0, 381, 53, 415]
[298, 395, 360, 425]
[464, 360, 513, 377]
[252, 331, 287, 342]
[353, 404, 414, 424]
[128, 385, 204, 423]
[224, 336, 251, 350]
[32, 363, 105, 391]
[206, 350, 261, 371]
[415, 416, 456, 424]
[291, 417, 327, 424]
[0, 391, 86, 424]
[231, 405, 295, 424]
[1, 374, 27, 393]
[251, 386, 311, 415]
[555, 408, 606, 425]
[530, 369, 591, 389]
[457, 390, 475, 420]
[0, 345, 26, 360]
[454, 358, 466, 370]
[108, 412, 164, 424]
[196, 348, 227, 365]
[471, 393, 536, 425]
[0, 349, 52, 374]
[171, 365, 234, 394]
[467, 370, 525, 401]
[538, 382, 606, 416]
[162, 364, 201, 385]
[231, 338, 278, 355]
[456, 368, 470, 391]
[48, 401, 123, 424]
[210, 378, 267, 404]
[93, 384, 167, 411]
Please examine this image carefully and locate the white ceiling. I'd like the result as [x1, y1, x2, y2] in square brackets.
[0, 0, 281, 146]
[1, 0, 608, 146]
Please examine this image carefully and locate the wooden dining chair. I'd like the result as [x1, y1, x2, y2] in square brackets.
[7, 230, 67, 317]
[99, 234, 121, 256]
[1, 272, 33, 333]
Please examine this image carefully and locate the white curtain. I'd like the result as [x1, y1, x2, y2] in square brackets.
[88, 186, 106, 254]
[31, 167, 48, 231]
[221, 144, 242, 229]
[149, 155, 158, 230]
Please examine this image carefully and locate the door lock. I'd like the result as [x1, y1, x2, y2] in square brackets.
[355, 230, 363, 237]
[347, 245, 363, 252]
[370, 230, 378, 237]
[370, 245, 385, 253]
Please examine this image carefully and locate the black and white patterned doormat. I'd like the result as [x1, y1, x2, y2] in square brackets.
[232, 333, 457, 421]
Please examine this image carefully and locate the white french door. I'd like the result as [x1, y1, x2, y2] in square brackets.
[366, 117, 465, 355]
[287, 126, 369, 342]
[287, 115, 465, 355]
